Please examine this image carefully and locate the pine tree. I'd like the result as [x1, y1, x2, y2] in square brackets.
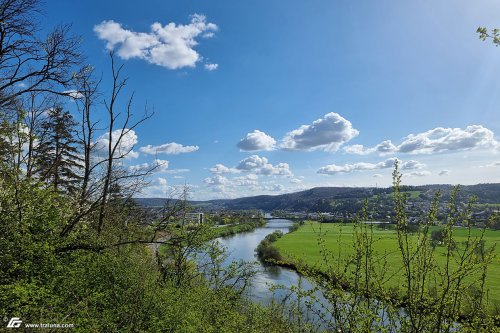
[34, 107, 83, 193]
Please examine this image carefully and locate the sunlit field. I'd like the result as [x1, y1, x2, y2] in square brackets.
[275, 222, 500, 309]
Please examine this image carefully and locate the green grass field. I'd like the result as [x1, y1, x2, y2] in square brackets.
[275, 222, 500, 308]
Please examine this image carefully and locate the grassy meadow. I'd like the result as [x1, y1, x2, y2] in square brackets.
[275, 222, 500, 309]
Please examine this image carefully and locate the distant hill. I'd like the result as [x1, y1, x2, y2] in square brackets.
[135, 183, 500, 212]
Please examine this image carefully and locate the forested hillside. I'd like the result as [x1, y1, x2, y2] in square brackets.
[137, 183, 500, 212]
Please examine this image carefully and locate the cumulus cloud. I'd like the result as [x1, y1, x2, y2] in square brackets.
[203, 175, 229, 186]
[236, 155, 268, 170]
[139, 177, 170, 197]
[140, 142, 199, 155]
[345, 125, 499, 156]
[236, 155, 292, 176]
[128, 159, 173, 173]
[408, 171, 431, 177]
[398, 126, 498, 154]
[261, 163, 292, 176]
[204, 63, 218, 71]
[317, 158, 425, 175]
[269, 184, 285, 192]
[232, 174, 259, 186]
[205, 156, 293, 197]
[94, 14, 218, 69]
[209, 163, 240, 174]
[281, 112, 359, 152]
[94, 129, 139, 159]
[344, 140, 397, 155]
[204, 174, 259, 193]
[237, 130, 276, 152]
[401, 160, 425, 170]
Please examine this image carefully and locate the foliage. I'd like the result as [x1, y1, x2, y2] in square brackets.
[210, 219, 266, 238]
[477, 27, 500, 46]
[288, 221, 303, 233]
[34, 106, 83, 193]
[431, 227, 445, 244]
[256, 231, 284, 263]
[0, 165, 303, 331]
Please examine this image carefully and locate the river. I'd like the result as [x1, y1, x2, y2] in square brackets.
[215, 219, 317, 302]
[210, 218, 335, 330]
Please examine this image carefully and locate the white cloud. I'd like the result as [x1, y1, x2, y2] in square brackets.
[401, 160, 425, 170]
[373, 174, 383, 178]
[204, 63, 218, 71]
[139, 177, 171, 197]
[345, 125, 499, 156]
[237, 130, 276, 152]
[62, 90, 84, 99]
[343, 140, 397, 155]
[94, 14, 218, 70]
[232, 174, 259, 186]
[204, 157, 293, 197]
[290, 178, 303, 184]
[343, 144, 370, 155]
[158, 177, 168, 186]
[260, 162, 293, 176]
[236, 155, 292, 176]
[398, 126, 497, 154]
[317, 158, 425, 175]
[203, 175, 229, 186]
[438, 169, 450, 176]
[281, 112, 359, 152]
[128, 162, 149, 172]
[407, 171, 431, 177]
[129, 159, 170, 173]
[164, 168, 190, 174]
[236, 155, 268, 170]
[269, 184, 285, 192]
[94, 129, 139, 159]
[209, 163, 240, 174]
[140, 142, 199, 155]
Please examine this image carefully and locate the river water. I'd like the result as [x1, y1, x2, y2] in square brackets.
[215, 219, 317, 302]
[212, 217, 336, 331]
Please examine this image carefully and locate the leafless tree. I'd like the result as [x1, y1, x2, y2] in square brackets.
[58, 53, 154, 237]
[95, 52, 154, 235]
[0, 0, 82, 108]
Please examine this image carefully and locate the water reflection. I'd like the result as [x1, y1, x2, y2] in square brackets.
[214, 219, 319, 303]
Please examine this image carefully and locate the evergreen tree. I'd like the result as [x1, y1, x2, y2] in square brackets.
[34, 107, 83, 193]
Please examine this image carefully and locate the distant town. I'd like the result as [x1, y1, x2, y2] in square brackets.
[137, 183, 500, 227]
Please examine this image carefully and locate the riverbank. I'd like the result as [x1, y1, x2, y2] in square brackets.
[155, 219, 266, 258]
[210, 219, 266, 238]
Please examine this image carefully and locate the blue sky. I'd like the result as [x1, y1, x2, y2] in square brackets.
[45, 0, 500, 199]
